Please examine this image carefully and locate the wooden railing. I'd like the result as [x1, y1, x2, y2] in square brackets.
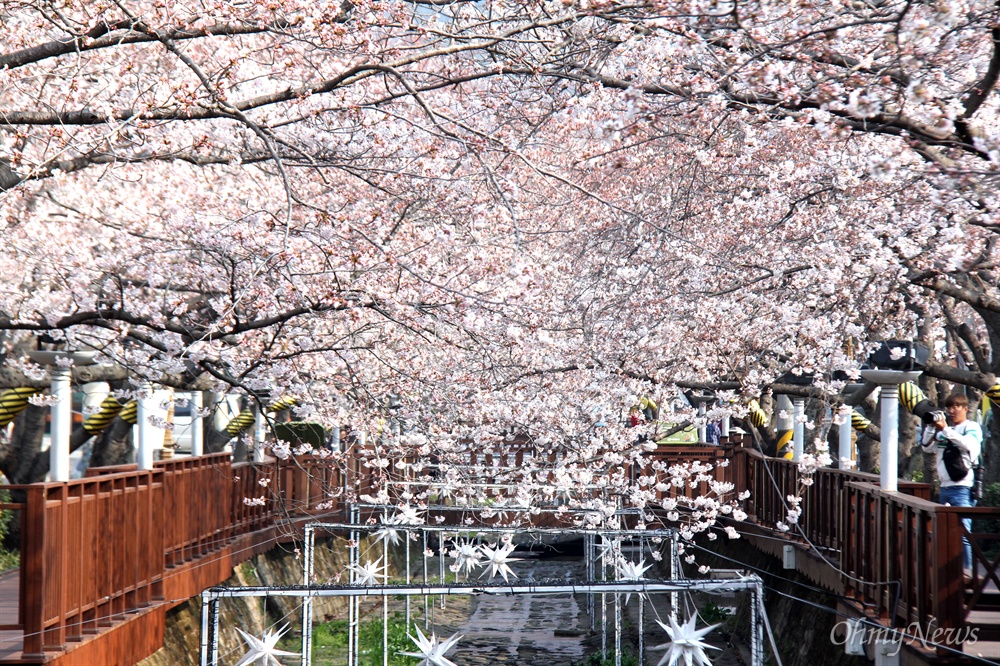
[10, 470, 166, 658]
[739, 447, 931, 549]
[841, 484, 1000, 648]
[9, 454, 349, 660]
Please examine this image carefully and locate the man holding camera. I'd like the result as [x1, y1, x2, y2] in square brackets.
[920, 392, 983, 577]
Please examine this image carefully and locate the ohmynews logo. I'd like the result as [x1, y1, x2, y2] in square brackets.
[830, 620, 978, 657]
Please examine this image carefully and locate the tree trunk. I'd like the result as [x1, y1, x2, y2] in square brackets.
[89, 418, 135, 468]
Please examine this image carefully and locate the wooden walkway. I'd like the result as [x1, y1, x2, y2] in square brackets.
[0, 571, 21, 662]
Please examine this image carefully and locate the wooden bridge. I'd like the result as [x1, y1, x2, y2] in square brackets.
[0, 442, 998, 665]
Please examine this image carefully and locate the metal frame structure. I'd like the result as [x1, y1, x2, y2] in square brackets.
[307, 509, 665, 666]
[200, 577, 765, 666]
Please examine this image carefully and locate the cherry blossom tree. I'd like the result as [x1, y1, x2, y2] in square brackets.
[0, 0, 999, 493]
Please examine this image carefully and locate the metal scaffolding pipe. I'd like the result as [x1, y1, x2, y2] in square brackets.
[205, 578, 764, 598]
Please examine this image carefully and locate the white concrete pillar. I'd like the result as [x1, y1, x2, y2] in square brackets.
[136, 383, 156, 470]
[331, 425, 341, 451]
[253, 406, 266, 462]
[81, 382, 109, 413]
[838, 406, 853, 470]
[191, 392, 204, 456]
[792, 397, 805, 463]
[697, 402, 707, 443]
[49, 367, 72, 482]
[721, 414, 730, 438]
[880, 385, 900, 492]
[776, 395, 794, 458]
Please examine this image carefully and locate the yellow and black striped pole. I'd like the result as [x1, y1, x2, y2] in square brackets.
[267, 396, 297, 413]
[82, 396, 127, 434]
[775, 395, 794, 460]
[225, 409, 255, 437]
[119, 400, 138, 425]
[0, 388, 40, 427]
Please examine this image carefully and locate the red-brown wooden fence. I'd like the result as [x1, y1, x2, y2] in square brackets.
[6, 453, 349, 662]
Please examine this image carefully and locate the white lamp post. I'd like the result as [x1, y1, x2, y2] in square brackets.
[859, 369, 921, 492]
[28, 350, 97, 482]
[838, 405, 853, 470]
[191, 391, 204, 456]
[792, 397, 806, 463]
[688, 393, 715, 444]
[135, 381, 156, 471]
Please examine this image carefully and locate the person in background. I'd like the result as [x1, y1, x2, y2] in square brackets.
[920, 392, 983, 577]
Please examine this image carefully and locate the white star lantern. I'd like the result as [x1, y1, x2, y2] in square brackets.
[595, 537, 621, 564]
[349, 557, 387, 586]
[451, 539, 483, 576]
[398, 625, 463, 666]
[234, 624, 300, 666]
[652, 614, 720, 666]
[479, 542, 520, 582]
[615, 558, 653, 604]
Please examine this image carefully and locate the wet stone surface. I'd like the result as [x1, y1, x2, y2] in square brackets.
[323, 551, 751, 665]
[419, 556, 589, 665]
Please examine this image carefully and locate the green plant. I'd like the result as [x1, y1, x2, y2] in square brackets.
[294, 612, 420, 665]
[0, 486, 18, 573]
[357, 612, 419, 665]
[572, 649, 638, 666]
[697, 600, 733, 626]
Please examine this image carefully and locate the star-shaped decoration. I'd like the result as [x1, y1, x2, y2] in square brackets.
[451, 539, 482, 575]
[616, 557, 653, 581]
[596, 537, 620, 564]
[651, 614, 720, 666]
[398, 625, 463, 666]
[375, 512, 403, 547]
[349, 557, 387, 586]
[392, 504, 425, 525]
[234, 624, 300, 666]
[615, 558, 653, 604]
[479, 542, 520, 582]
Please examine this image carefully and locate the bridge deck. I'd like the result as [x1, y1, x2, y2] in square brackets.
[0, 571, 23, 662]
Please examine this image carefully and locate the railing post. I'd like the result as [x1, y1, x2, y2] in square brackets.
[21, 485, 47, 659]
[932, 507, 966, 652]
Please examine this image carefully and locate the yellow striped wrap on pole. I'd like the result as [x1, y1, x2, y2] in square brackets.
[898, 382, 927, 414]
[0, 388, 40, 427]
[851, 410, 873, 433]
[119, 400, 138, 425]
[83, 396, 127, 434]
[225, 409, 255, 436]
[267, 396, 297, 412]
[747, 400, 767, 428]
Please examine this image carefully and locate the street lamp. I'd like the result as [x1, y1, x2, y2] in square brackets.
[27, 349, 97, 482]
[860, 340, 928, 492]
[687, 392, 715, 444]
[776, 371, 816, 462]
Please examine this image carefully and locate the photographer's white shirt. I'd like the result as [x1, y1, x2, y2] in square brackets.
[920, 420, 983, 488]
